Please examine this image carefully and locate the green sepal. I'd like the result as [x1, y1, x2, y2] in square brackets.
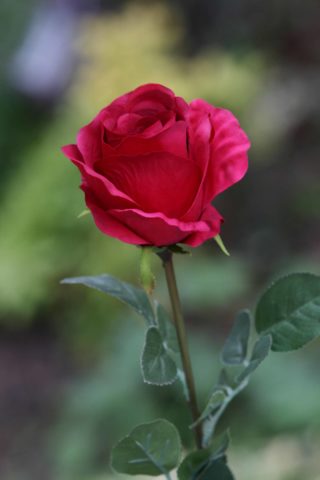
[77, 208, 90, 218]
[153, 244, 191, 256]
[111, 419, 181, 476]
[168, 244, 191, 255]
[214, 235, 230, 256]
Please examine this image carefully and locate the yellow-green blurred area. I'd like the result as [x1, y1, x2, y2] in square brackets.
[0, 0, 319, 479]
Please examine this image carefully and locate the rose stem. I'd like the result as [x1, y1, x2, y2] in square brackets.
[161, 250, 202, 449]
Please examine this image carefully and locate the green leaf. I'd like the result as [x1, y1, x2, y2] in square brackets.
[156, 303, 179, 354]
[214, 235, 230, 256]
[199, 460, 235, 480]
[140, 247, 155, 294]
[111, 419, 181, 476]
[209, 429, 230, 458]
[237, 335, 272, 383]
[192, 390, 226, 427]
[221, 310, 251, 365]
[154, 303, 189, 396]
[141, 327, 178, 385]
[178, 431, 230, 480]
[217, 368, 233, 388]
[255, 273, 320, 351]
[178, 454, 234, 480]
[61, 274, 155, 325]
[177, 449, 212, 480]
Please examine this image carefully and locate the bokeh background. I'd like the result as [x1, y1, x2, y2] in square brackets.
[0, 0, 320, 479]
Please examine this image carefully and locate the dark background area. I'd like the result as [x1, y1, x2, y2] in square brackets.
[0, 1, 319, 479]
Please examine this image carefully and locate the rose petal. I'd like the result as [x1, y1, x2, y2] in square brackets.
[127, 83, 175, 114]
[115, 113, 143, 134]
[175, 96, 189, 120]
[189, 100, 250, 202]
[107, 208, 211, 246]
[96, 151, 200, 218]
[209, 106, 250, 196]
[85, 192, 223, 247]
[185, 100, 249, 224]
[184, 204, 223, 247]
[182, 103, 213, 220]
[61, 144, 84, 163]
[76, 109, 107, 167]
[102, 121, 188, 160]
[85, 194, 147, 244]
[103, 114, 168, 144]
[141, 119, 164, 137]
[187, 101, 212, 170]
[62, 144, 136, 209]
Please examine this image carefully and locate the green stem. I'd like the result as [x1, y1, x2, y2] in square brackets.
[161, 251, 202, 449]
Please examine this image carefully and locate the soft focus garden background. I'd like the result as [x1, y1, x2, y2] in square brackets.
[0, 0, 320, 479]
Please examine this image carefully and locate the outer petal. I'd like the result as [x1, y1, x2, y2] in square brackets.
[107, 208, 212, 246]
[209, 106, 250, 197]
[61, 144, 136, 209]
[182, 103, 212, 221]
[85, 194, 147, 244]
[84, 192, 222, 247]
[184, 204, 223, 247]
[187, 99, 250, 204]
[76, 93, 129, 165]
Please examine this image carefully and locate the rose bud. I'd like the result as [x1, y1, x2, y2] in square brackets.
[62, 83, 250, 247]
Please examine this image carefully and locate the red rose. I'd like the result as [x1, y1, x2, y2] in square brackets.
[62, 83, 250, 246]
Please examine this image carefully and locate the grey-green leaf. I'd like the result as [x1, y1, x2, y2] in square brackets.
[221, 310, 251, 365]
[237, 334, 272, 383]
[192, 390, 226, 427]
[111, 419, 181, 476]
[178, 431, 230, 480]
[156, 303, 179, 354]
[177, 449, 212, 480]
[255, 273, 320, 351]
[199, 460, 235, 480]
[178, 454, 234, 480]
[61, 274, 155, 325]
[155, 304, 189, 396]
[209, 429, 230, 459]
[141, 327, 178, 385]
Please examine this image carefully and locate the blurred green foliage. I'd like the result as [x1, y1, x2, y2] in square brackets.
[0, 1, 319, 480]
